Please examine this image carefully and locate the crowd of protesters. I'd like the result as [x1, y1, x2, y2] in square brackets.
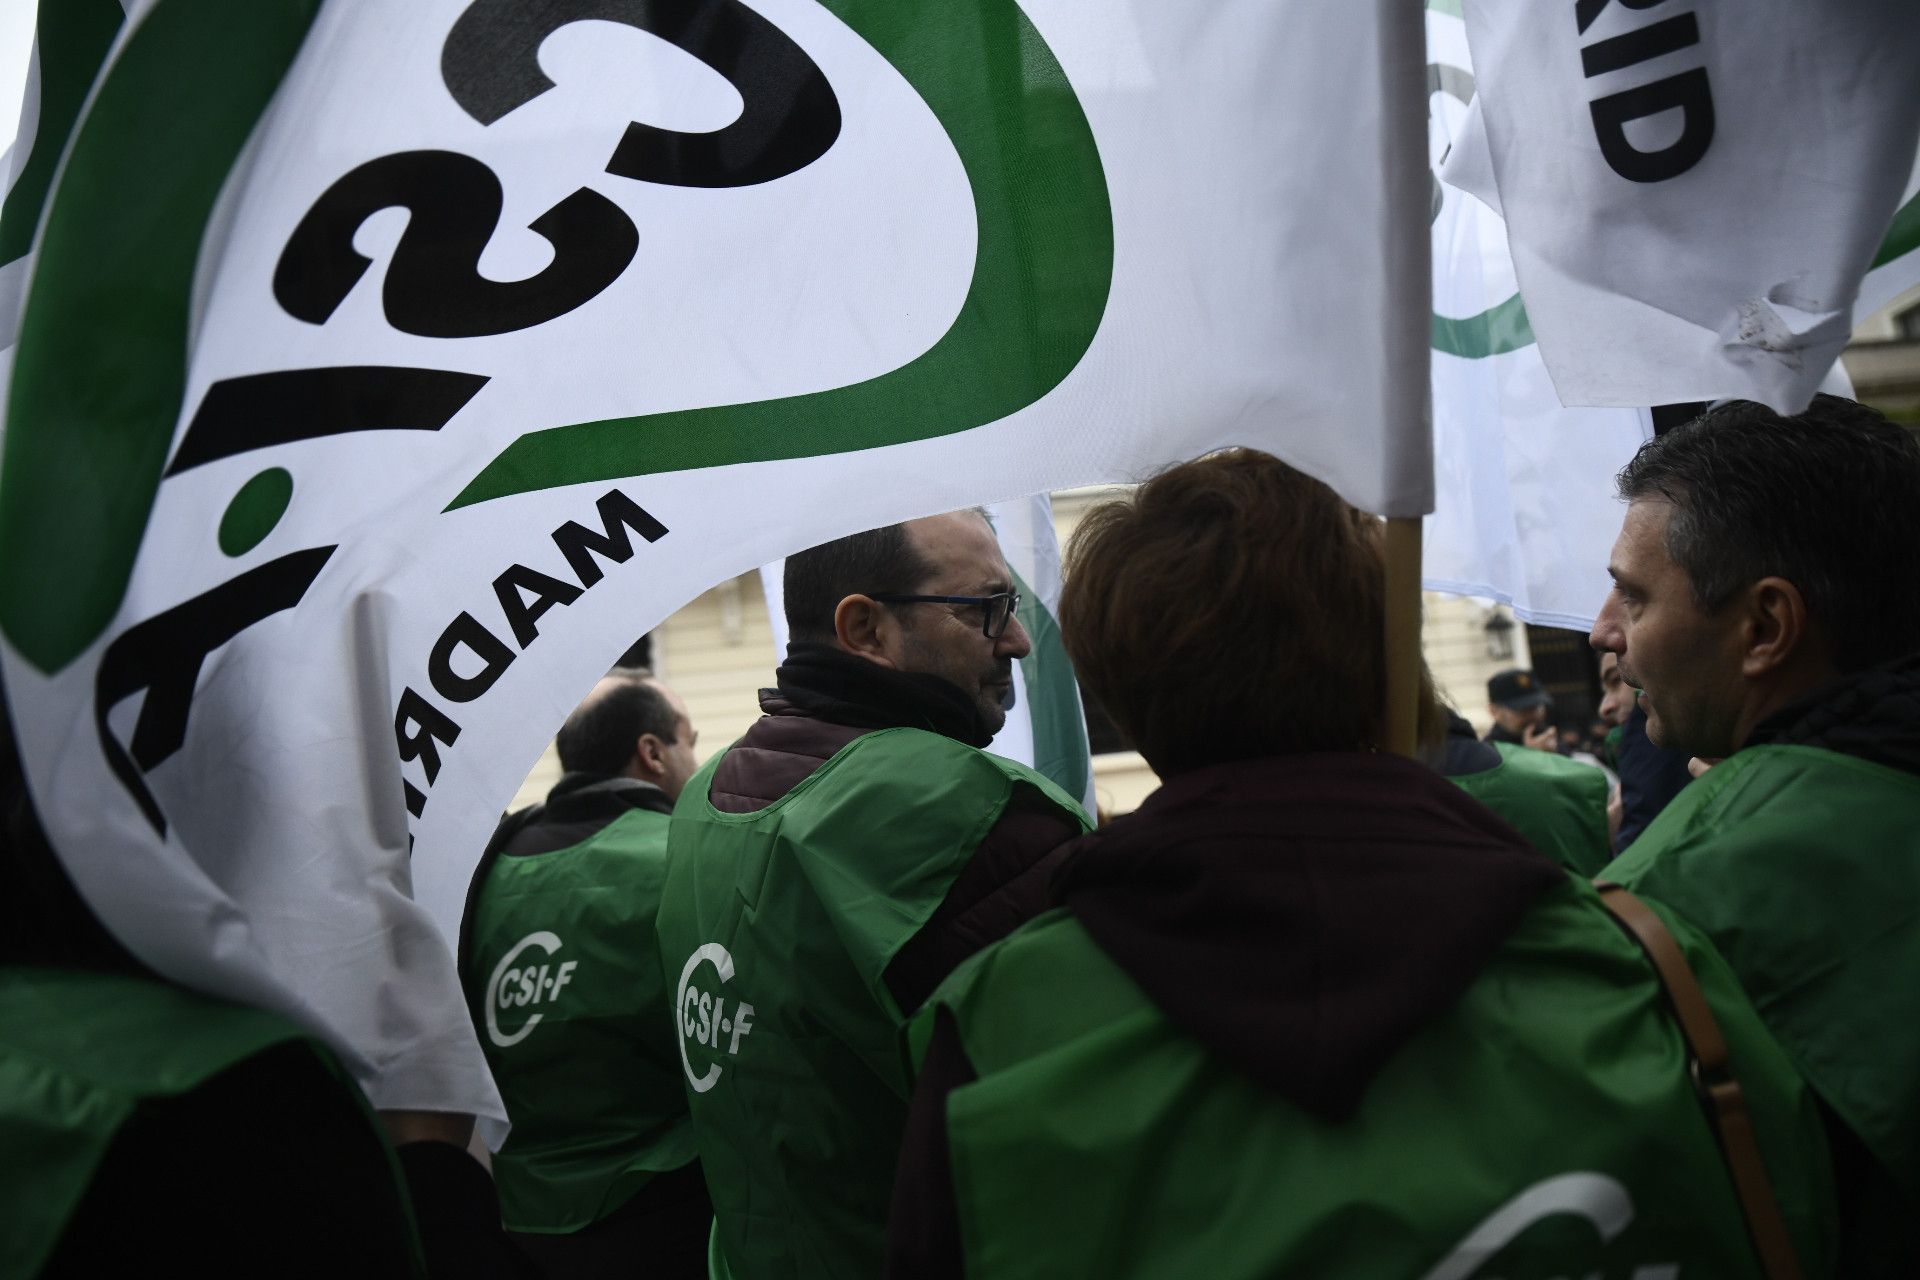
[5, 393, 1918, 1277]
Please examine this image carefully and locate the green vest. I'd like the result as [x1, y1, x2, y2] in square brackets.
[465, 805, 699, 1234]
[1603, 743, 1920, 1266]
[920, 880, 1837, 1279]
[0, 967, 422, 1278]
[1450, 741, 1612, 876]
[655, 728, 1089, 1280]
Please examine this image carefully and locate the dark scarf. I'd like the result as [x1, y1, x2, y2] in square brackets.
[770, 642, 994, 748]
[1745, 651, 1920, 779]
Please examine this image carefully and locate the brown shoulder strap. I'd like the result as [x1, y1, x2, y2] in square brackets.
[1593, 881, 1804, 1280]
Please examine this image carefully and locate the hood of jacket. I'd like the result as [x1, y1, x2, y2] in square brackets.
[1052, 752, 1564, 1120]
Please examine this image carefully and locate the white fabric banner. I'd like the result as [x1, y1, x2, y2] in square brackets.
[1421, 3, 1651, 629]
[758, 494, 1097, 814]
[1444, 0, 1920, 414]
[0, 0, 1428, 1117]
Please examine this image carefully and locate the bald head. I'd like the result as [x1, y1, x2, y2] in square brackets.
[555, 672, 698, 798]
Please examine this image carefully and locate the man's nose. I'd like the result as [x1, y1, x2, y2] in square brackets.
[1589, 591, 1624, 654]
[998, 613, 1032, 660]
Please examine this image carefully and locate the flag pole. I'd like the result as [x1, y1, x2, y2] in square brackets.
[1383, 516, 1423, 758]
[1382, 0, 1431, 761]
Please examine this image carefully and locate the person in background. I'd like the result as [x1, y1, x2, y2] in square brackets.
[887, 448, 1836, 1279]
[1430, 679, 1614, 877]
[1597, 649, 1693, 851]
[1593, 394, 1920, 1277]
[459, 671, 709, 1277]
[656, 511, 1089, 1280]
[1484, 668, 1558, 752]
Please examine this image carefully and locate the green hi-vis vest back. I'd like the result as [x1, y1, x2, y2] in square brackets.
[465, 805, 699, 1234]
[1451, 742, 1612, 876]
[1605, 744, 1920, 1233]
[0, 968, 422, 1279]
[656, 727, 1090, 1280]
[922, 879, 1839, 1280]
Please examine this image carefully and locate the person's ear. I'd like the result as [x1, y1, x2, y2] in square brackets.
[833, 595, 898, 667]
[1741, 576, 1808, 678]
[633, 734, 668, 781]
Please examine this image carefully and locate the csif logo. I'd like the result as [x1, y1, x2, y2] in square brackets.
[675, 942, 756, 1093]
[484, 930, 578, 1048]
[1417, 1172, 1678, 1280]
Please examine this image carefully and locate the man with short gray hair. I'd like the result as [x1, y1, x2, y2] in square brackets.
[1592, 394, 1920, 1276]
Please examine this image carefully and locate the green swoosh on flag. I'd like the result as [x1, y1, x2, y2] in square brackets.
[0, 0, 125, 269]
[448, 0, 1115, 509]
[1871, 191, 1920, 270]
[0, 0, 322, 674]
[1432, 291, 1535, 359]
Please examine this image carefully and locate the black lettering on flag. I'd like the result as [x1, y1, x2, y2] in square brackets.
[272, 150, 638, 338]
[165, 366, 491, 476]
[95, 546, 337, 835]
[494, 564, 585, 648]
[551, 489, 669, 588]
[1590, 68, 1715, 183]
[1575, 0, 1669, 37]
[429, 612, 517, 703]
[441, 0, 841, 189]
[1580, 13, 1699, 78]
[395, 687, 462, 788]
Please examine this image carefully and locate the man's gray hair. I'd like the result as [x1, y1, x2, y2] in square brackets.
[1615, 395, 1920, 672]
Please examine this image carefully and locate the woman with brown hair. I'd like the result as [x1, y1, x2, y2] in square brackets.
[884, 448, 1834, 1279]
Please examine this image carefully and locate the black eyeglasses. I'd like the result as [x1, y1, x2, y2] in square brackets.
[867, 591, 1021, 639]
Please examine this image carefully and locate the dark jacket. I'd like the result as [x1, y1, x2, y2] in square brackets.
[709, 643, 1083, 1012]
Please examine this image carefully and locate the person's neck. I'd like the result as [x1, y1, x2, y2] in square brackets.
[774, 641, 992, 748]
[1732, 660, 1837, 751]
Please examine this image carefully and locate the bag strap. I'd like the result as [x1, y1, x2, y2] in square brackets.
[1593, 881, 1804, 1280]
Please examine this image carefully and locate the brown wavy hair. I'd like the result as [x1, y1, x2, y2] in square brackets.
[1060, 449, 1387, 776]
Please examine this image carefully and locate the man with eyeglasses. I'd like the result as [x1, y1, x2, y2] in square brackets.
[655, 509, 1090, 1280]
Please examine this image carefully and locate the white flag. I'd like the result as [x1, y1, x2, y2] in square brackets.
[759, 494, 1097, 813]
[0, 1, 1429, 1118]
[1856, 153, 1920, 324]
[1421, 2, 1651, 628]
[1445, 0, 1920, 413]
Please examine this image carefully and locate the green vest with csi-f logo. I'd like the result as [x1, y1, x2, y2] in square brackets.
[655, 727, 1089, 1280]
[917, 879, 1838, 1279]
[465, 804, 699, 1234]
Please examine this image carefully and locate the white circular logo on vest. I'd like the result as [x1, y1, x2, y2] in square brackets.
[1417, 1172, 1677, 1280]
[484, 930, 578, 1048]
[675, 941, 757, 1092]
